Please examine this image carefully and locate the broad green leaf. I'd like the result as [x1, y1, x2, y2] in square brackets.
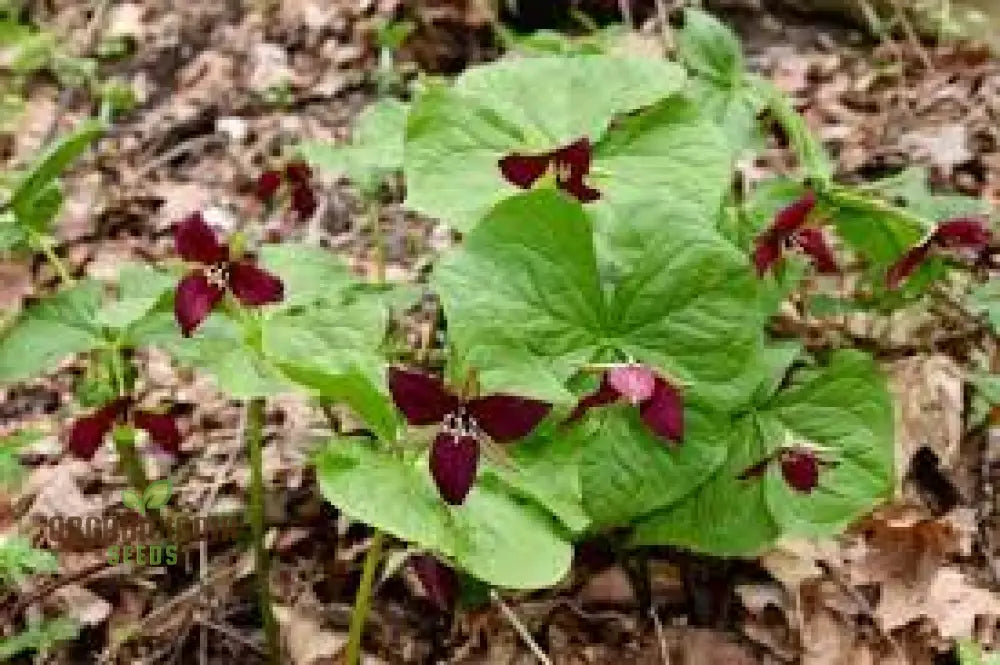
[0, 280, 104, 383]
[404, 55, 684, 230]
[0, 430, 42, 490]
[9, 118, 103, 217]
[315, 438, 572, 588]
[15, 181, 62, 233]
[0, 535, 58, 587]
[121, 488, 144, 515]
[822, 187, 928, 264]
[677, 8, 743, 86]
[867, 167, 991, 221]
[96, 263, 175, 330]
[301, 99, 407, 190]
[632, 415, 781, 556]
[142, 478, 172, 510]
[258, 243, 352, 310]
[0, 617, 78, 659]
[580, 406, 731, 527]
[762, 350, 894, 536]
[762, 82, 833, 184]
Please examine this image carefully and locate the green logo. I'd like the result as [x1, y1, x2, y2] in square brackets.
[121, 479, 172, 517]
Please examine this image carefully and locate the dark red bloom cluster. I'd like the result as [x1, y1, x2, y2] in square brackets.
[68, 398, 181, 460]
[388, 368, 551, 505]
[886, 217, 993, 289]
[410, 555, 458, 612]
[753, 192, 837, 277]
[499, 138, 600, 203]
[567, 364, 683, 444]
[173, 213, 284, 336]
[256, 161, 318, 220]
[738, 447, 827, 494]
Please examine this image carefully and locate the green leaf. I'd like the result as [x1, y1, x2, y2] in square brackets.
[0, 617, 78, 659]
[677, 8, 743, 86]
[434, 190, 765, 410]
[0, 429, 42, 490]
[142, 478, 172, 510]
[301, 99, 407, 190]
[969, 280, 1000, 335]
[822, 187, 928, 265]
[15, 180, 62, 233]
[0, 208, 28, 250]
[0, 535, 58, 587]
[632, 415, 781, 556]
[258, 243, 352, 310]
[867, 167, 991, 221]
[404, 55, 684, 230]
[0, 280, 104, 383]
[315, 438, 572, 588]
[761, 82, 833, 184]
[580, 405, 731, 527]
[96, 263, 175, 330]
[8, 117, 103, 218]
[121, 488, 144, 515]
[762, 350, 895, 536]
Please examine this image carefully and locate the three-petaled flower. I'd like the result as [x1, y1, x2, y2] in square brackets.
[68, 398, 181, 460]
[566, 364, 684, 444]
[738, 446, 827, 494]
[173, 213, 285, 336]
[256, 161, 318, 221]
[886, 216, 993, 289]
[753, 192, 837, 277]
[388, 368, 551, 505]
[499, 138, 601, 203]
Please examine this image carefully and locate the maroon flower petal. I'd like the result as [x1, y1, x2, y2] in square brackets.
[133, 411, 182, 456]
[387, 368, 460, 426]
[285, 161, 312, 185]
[173, 212, 227, 265]
[752, 236, 783, 277]
[606, 365, 657, 405]
[256, 171, 282, 201]
[228, 261, 285, 306]
[638, 378, 684, 443]
[290, 185, 318, 220]
[498, 153, 551, 189]
[934, 217, 992, 249]
[466, 395, 551, 443]
[769, 191, 817, 235]
[565, 375, 621, 425]
[430, 432, 479, 505]
[558, 174, 602, 203]
[886, 244, 930, 290]
[174, 271, 225, 337]
[780, 448, 820, 493]
[410, 555, 458, 612]
[793, 228, 838, 274]
[67, 402, 121, 460]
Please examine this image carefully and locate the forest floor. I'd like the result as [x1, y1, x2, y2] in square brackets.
[2, 1, 1000, 663]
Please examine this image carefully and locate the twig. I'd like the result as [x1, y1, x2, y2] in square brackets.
[888, 0, 934, 71]
[345, 530, 385, 665]
[490, 590, 552, 665]
[649, 606, 671, 665]
[198, 617, 267, 656]
[618, 0, 634, 31]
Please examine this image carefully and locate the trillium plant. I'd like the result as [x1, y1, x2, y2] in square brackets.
[3, 8, 999, 664]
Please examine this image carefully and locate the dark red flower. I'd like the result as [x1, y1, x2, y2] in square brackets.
[255, 161, 318, 220]
[753, 192, 836, 276]
[173, 213, 284, 336]
[410, 555, 458, 612]
[566, 364, 684, 444]
[738, 447, 826, 494]
[68, 398, 181, 460]
[886, 216, 993, 289]
[499, 138, 600, 203]
[388, 368, 551, 505]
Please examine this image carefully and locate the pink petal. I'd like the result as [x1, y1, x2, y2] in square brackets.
[284, 161, 312, 184]
[769, 191, 817, 235]
[793, 228, 838, 273]
[174, 271, 225, 337]
[752, 236, 783, 277]
[638, 378, 684, 444]
[466, 395, 551, 443]
[886, 244, 930, 290]
[228, 261, 285, 306]
[290, 185, 318, 220]
[387, 368, 460, 426]
[256, 171, 282, 201]
[67, 401, 123, 460]
[934, 217, 992, 249]
[410, 555, 458, 612]
[133, 410, 182, 456]
[173, 212, 228, 264]
[565, 375, 621, 425]
[498, 153, 550, 189]
[606, 365, 657, 405]
[780, 448, 820, 493]
[430, 432, 479, 505]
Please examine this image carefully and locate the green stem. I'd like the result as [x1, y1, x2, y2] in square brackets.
[368, 200, 385, 285]
[29, 231, 74, 286]
[247, 398, 279, 664]
[112, 427, 168, 535]
[345, 530, 384, 665]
